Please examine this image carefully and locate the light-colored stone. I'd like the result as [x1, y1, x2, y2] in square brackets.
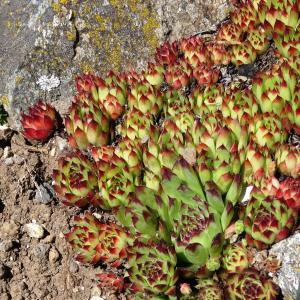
[49, 247, 60, 263]
[24, 223, 45, 239]
[34, 183, 53, 204]
[0, 221, 19, 237]
[269, 233, 300, 299]
[32, 243, 50, 258]
[0, 240, 14, 252]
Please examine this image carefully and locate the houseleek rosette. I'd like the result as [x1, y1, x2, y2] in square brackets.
[127, 239, 178, 297]
[52, 152, 101, 208]
[66, 212, 129, 266]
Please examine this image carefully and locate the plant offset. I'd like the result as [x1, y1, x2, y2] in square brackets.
[20, 0, 300, 299]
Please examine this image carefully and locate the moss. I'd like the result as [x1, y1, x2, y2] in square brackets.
[15, 75, 23, 85]
[66, 30, 76, 41]
[7, 19, 12, 30]
[94, 14, 107, 31]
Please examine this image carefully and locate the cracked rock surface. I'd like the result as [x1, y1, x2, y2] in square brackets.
[0, 0, 229, 128]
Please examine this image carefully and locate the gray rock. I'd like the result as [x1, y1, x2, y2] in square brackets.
[0, 0, 229, 129]
[0, 240, 14, 252]
[24, 223, 45, 239]
[69, 259, 79, 273]
[13, 155, 25, 165]
[4, 157, 14, 166]
[48, 247, 60, 264]
[32, 243, 50, 258]
[34, 183, 54, 204]
[269, 232, 300, 299]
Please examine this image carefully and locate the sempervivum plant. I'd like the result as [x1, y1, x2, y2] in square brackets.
[247, 26, 270, 55]
[21, 101, 57, 142]
[217, 22, 243, 45]
[128, 79, 163, 115]
[206, 42, 231, 65]
[249, 112, 288, 153]
[277, 178, 300, 209]
[252, 62, 297, 116]
[117, 108, 156, 142]
[155, 41, 178, 66]
[225, 268, 278, 300]
[66, 212, 129, 266]
[257, 0, 299, 35]
[240, 196, 298, 249]
[196, 277, 224, 300]
[222, 241, 250, 273]
[193, 64, 220, 86]
[127, 239, 178, 298]
[222, 88, 259, 125]
[230, 1, 258, 30]
[65, 98, 111, 150]
[142, 62, 165, 87]
[52, 151, 101, 208]
[180, 36, 209, 68]
[165, 59, 193, 89]
[275, 144, 300, 178]
[230, 42, 258, 66]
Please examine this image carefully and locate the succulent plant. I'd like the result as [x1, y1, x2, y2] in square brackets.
[249, 112, 288, 153]
[196, 277, 224, 300]
[76, 74, 99, 100]
[275, 144, 300, 178]
[217, 22, 243, 45]
[206, 42, 231, 65]
[191, 84, 224, 116]
[240, 196, 298, 249]
[258, 0, 299, 35]
[142, 63, 165, 87]
[96, 146, 141, 208]
[0, 104, 8, 125]
[66, 212, 129, 266]
[65, 99, 111, 150]
[97, 272, 124, 293]
[282, 81, 300, 134]
[247, 26, 270, 54]
[244, 142, 275, 187]
[127, 239, 178, 297]
[273, 26, 300, 58]
[230, 42, 258, 66]
[222, 241, 250, 273]
[128, 79, 163, 115]
[230, 1, 258, 30]
[180, 36, 209, 68]
[21, 101, 57, 141]
[165, 59, 192, 89]
[222, 88, 259, 125]
[252, 62, 297, 116]
[155, 41, 178, 66]
[193, 64, 220, 86]
[277, 178, 300, 209]
[225, 268, 278, 300]
[117, 108, 156, 142]
[160, 167, 226, 271]
[52, 152, 102, 208]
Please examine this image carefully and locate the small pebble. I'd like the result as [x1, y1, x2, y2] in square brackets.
[69, 260, 79, 273]
[55, 136, 68, 152]
[90, 296, 105, 300]
[42, 234, 55, 244]
[32, 244, 50, 258]
[34, 183, 53, 204]
[49, 247, 60, 263]
[24, 223, 45, 239]
[0, 240, 14, 252]
[13, 155, 25, 164]
[4, 157, 14, 165]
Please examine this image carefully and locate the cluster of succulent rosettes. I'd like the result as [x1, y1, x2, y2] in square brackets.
[21, 101, 57, 142]
[65, 212, 129, 266]
[196, 276, 224, 300]
[97, 272, 124, 293]
[240, 196, 298, 249]
[225, 268, 278, 300]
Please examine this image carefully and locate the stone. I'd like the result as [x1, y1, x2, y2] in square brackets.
[32, 244, 50, 258]
[4, 157, 14, 165]
[0, 240, 14, 252]
[0, 0, 229, 129]
[24, 223, 45, 239]
[34, 183, 54, 204]
[55, 136, 68, 153]
[48, 247, 60, 264]
[269, 233, 300, 299]
[13, 155, 25, 165]
[2, 146, 11, 159]
[69, 260, 79, 273]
